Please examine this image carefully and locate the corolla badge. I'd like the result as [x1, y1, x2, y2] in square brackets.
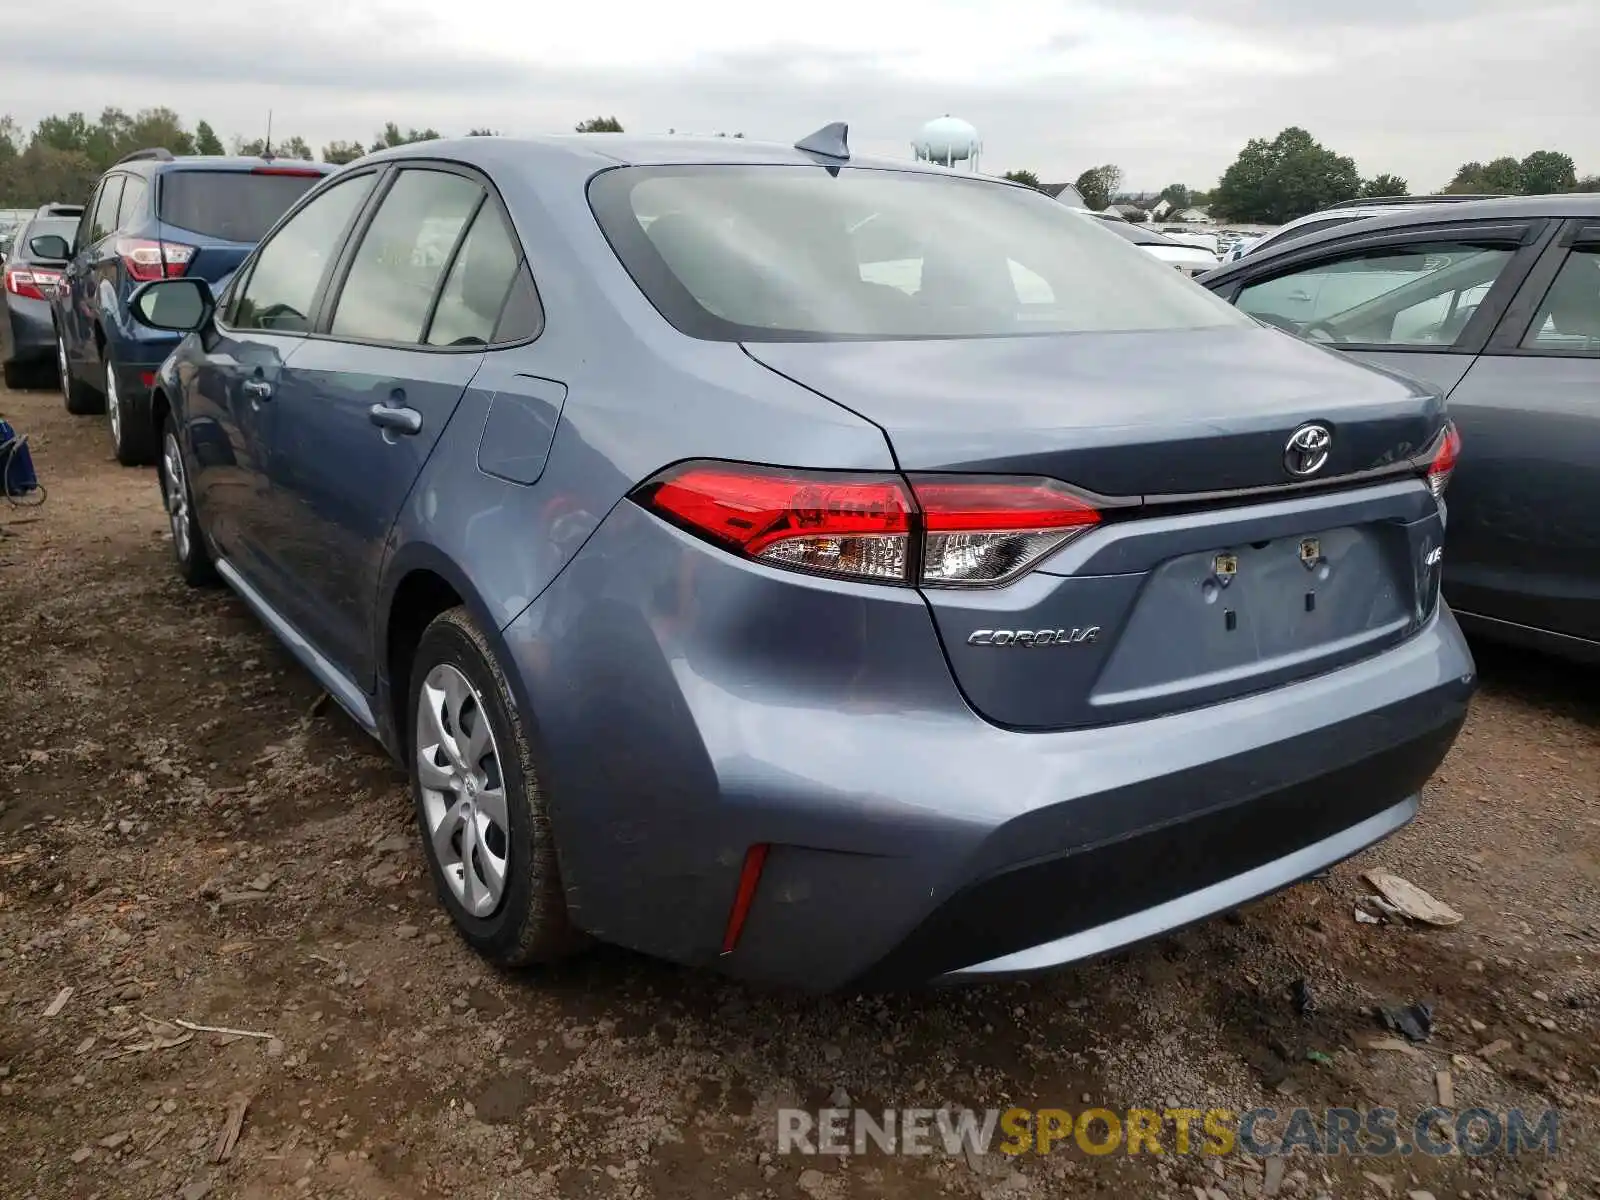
[1284, 423, 1333, 477]
[967, 628, 1100, 647]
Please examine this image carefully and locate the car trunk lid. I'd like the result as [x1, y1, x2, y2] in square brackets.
[745, 328, 1451, 729]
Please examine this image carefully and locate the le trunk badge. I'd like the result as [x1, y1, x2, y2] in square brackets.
[1299, 538, 1322, 569]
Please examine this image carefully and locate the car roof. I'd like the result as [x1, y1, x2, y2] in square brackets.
[109, 153, 337, 176]
[355, 133, 1003, 179]
[1205, 193, 1600, 281]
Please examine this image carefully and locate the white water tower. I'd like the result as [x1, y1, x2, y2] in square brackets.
[913, 116, 981, 172]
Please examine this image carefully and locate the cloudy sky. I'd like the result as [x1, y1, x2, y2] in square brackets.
[3, 0, 1596, 191]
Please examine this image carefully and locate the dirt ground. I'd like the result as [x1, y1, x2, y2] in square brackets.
[0, 379, 1596, 1200]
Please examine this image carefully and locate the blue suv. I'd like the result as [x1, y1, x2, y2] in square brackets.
[55, 148, 333, 464]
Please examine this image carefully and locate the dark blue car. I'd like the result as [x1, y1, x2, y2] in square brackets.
[127, 129, 1475, 990]
[54, 149, 333, 463]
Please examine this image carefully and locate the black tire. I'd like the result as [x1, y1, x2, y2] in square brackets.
[58, 333, 102, 415]
[408, 607, 584, 966]
[158, 417, 219, 587]
[106, 358, 157, 466]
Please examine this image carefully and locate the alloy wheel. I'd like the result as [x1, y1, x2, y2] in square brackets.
[106, 362, 122, 450]
[416, 664, 510, 918]
[162, 431, 191, 562]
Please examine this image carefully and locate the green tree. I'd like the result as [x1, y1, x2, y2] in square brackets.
[1519, 150, 1576, 195]
[124, 107, 195, 157]
[4, 144, 99, 206]
[33, 112, 93, 155]
[1211, 127, 1360, 223]
[1157, 183, 1193, 211]
[321, 140, 366, 165]
[369, 122, 441, 153]
[1073, 164, 1123, 210]
[1571, 175, 1600, 192]
[1361, 173, 1409, 198]
[575, 116, 623, 133]
[279, 135, 313, 160]
[1445, 157, 1522, 194]
[1002, 169, 1042, 188]
[194, 120, 225, 156]
[466, 128, 498, 136]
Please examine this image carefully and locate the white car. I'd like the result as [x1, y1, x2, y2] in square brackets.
[1092, 215, 1220, 276]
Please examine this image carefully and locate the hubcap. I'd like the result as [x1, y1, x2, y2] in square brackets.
[106, 363, 122, 448]
[162, 432, 191, 562]
[416, 664, 509, 918]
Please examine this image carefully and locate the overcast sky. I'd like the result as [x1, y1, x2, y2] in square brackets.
[3, 0, 1596, 191]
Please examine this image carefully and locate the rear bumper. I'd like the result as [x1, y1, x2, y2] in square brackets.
[501, 504, 1476, 992]
[3, 296, 56, 362]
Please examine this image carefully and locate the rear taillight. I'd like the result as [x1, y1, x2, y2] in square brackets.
[635, 462, 1100, 588]
[1419, 422, 1461, 499]
[115, 238, 195, 282]
[913, 477, 1101, 586]
[642, 464, 914, 583]
[3, 266, 60, 301]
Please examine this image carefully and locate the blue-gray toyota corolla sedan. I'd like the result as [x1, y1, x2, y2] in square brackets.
[130, 127, 1475, 990]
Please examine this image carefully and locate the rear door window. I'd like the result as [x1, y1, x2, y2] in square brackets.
[1521, 247, 1600, 353]
[230, 173, 376, 333]
[329, 169, 484, 344]
[159, 170, 325, 243]
[425, 202, 527, 346]
[115, 176, 149, 231]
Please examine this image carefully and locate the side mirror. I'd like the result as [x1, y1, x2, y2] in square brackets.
[28, 234, 72, 261]
[130, 278, 215, 333]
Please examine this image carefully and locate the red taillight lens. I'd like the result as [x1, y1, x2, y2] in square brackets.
[1422, 422, 1461, 499]
[115, 238, 195, 282]
[3, 266, 58, 301]
[635, 462, 1101, 587]
[912, 477, 1101, 587]
[642, 464, 914, 583]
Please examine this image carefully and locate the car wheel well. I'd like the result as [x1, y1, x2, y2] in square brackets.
[386, 571, 465, 752]
[150, 387, 171, 441]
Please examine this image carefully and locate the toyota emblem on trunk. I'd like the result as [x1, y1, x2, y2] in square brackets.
[1284, 424, 1332, 477]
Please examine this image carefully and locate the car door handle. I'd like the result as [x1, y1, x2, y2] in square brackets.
[242, 379, 273, 401]
[368, 402, 422, 436]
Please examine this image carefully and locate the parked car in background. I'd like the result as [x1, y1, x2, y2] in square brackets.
[1, 204, 82, 387]
[1222, 195, 1506, 264]
[54, 148, 334, 463]
[127, 130, 1473, 990]
[1200, 194, 1600, 663]
[1093, 216, 1220, 275]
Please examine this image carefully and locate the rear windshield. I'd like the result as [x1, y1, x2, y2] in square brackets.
[159, 170, 324, 243]
[17, 216, 77, 254]
[588, 166, 1252, 341]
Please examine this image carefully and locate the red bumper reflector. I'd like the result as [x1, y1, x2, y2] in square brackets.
[720, 843, 770, 955]
[139, 371, 157, 389]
